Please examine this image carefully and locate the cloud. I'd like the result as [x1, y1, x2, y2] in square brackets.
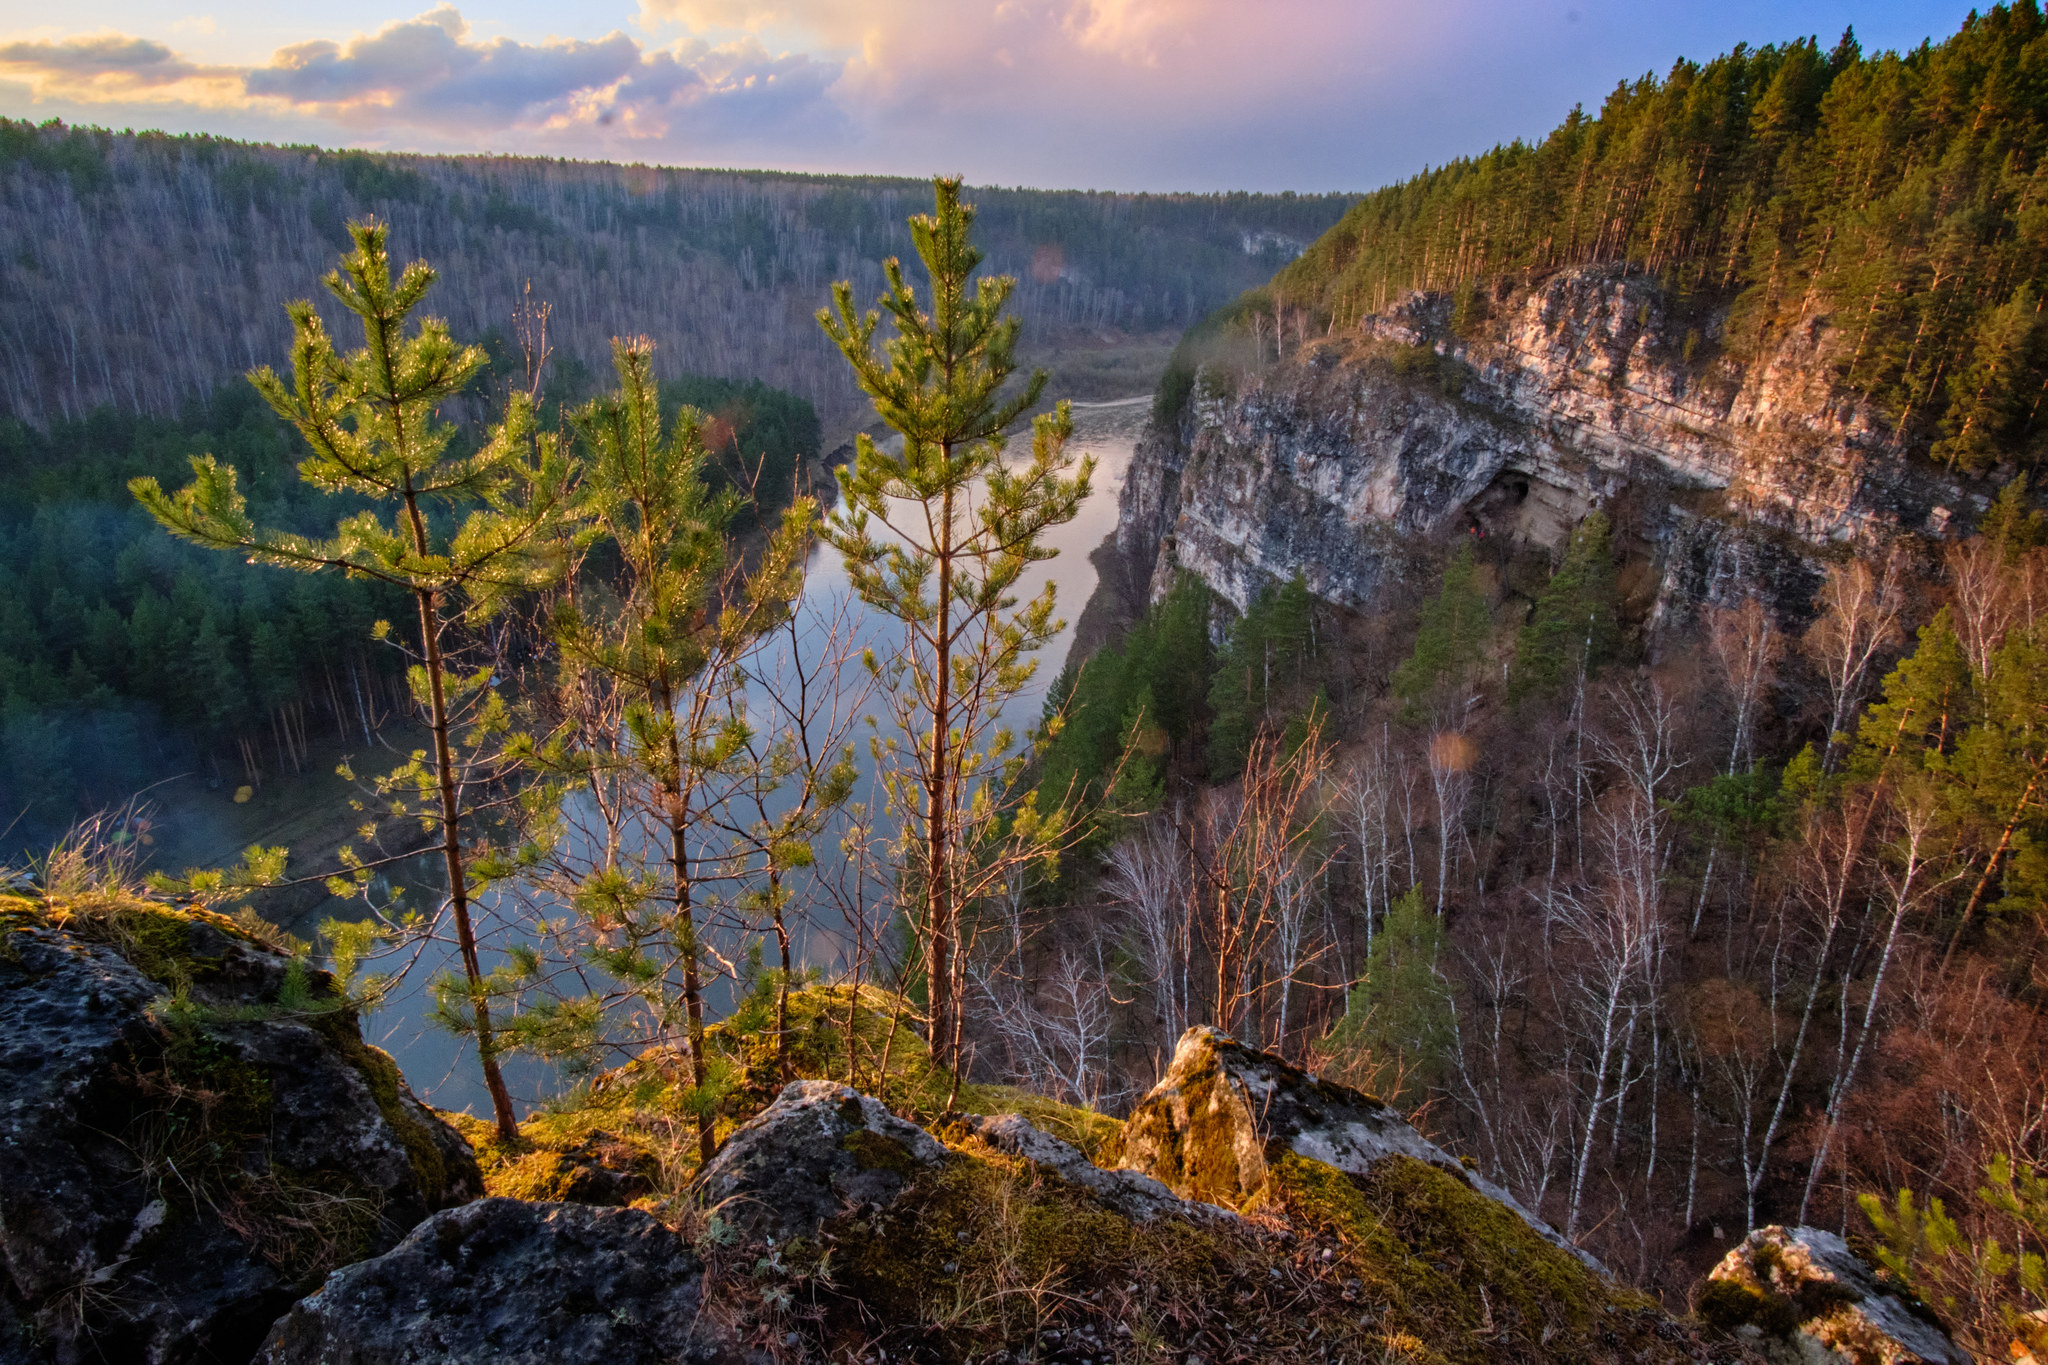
[1, 7, 845, 150]
[0, 32, 242, 103]
[246, 8, 645, 129]
[0, 0, 1984, 191]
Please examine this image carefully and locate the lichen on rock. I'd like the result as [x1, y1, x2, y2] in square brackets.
[1702, 1225, 1968, 1365]
[256, 1198, 716, 1365]
[688, 1079, 950, 1244]
[1115, 1024, 1585, 1261]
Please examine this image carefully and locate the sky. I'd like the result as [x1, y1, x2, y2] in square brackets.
[0, 0, 1989, 193]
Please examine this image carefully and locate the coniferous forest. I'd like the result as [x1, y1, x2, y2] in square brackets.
[1243, 5, 2048, 469]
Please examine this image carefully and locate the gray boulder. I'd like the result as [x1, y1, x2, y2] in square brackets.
[0, 903, 478, 1364]
[1114, 1025, 1594, 1265]
[1702, 1225, 1967, 1365]
[258, 1199, 715, 1364]
[689, 1080, 948, 1244]
[958, 1113, 1230, 1224]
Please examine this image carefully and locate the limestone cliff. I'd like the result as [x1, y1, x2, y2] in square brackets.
[1120, 268, 1995, 624]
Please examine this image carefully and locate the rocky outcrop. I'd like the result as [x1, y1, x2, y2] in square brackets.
[1701, 1225, 1967, 1365]
[1122, 268, 1985, 622]
[688, 1079, 950, 1244]
[1115, 1025, 1593, 1264]
[0, 896, 478, 1365]
[257, 1199, 713, 1365]
[252, 1048, 1709, 1363]
[956, 1111, 1224, 1224]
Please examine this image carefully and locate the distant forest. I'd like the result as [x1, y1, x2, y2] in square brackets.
[0, 369, 818, 841]
[0, 122, 1353, 430]
[1263, 2, 2048, 469]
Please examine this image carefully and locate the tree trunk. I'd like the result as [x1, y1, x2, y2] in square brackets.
[416, 582, 520, 1142]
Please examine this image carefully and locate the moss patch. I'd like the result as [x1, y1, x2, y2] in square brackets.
[315, 1014, 453, 1197]
[1106, 1043, 1260, 1206]
[1697, 1274, 1801, 1337]
[461, 984, 1122, 1203]
[1263, 1151, 1679, 1364]
[785, 1138, 1383, 1362]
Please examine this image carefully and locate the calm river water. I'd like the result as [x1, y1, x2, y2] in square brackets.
[354, 397, 1148, 1115]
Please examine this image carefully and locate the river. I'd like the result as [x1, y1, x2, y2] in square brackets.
[348, 396, 1149, 1116]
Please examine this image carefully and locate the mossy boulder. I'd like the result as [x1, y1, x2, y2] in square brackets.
[1114, 1024, 1587, 1262]
[699, 1085, 1714, 1363]
[1703, 1226, 1966, 1365]
[0, 894, 478, 1364]
[453, 983, 1120, 1205]
[954, 1111, 1223, 1224]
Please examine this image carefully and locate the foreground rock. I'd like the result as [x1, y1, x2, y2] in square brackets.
[0, 895, 478, 1365]
[1115, 1024, 1591, 1263]
[258, 1199, 713, 1364]
[1702, 1225, 1967, 1365]
[689, 1079, 950, 1243]
[674, 1053, 1708, 1362]
[956, 1111, 1224, 1224]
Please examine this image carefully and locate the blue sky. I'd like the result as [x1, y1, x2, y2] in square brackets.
[0, 0, 1988, 192]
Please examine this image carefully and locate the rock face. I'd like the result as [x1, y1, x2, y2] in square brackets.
[1701, 1225, 1968, 1365]
[689, 1079, 950, 1243]
[1115, 1025, 1591, 1263]
[257, 1199, 711, 1365]
[1121, 268, 1981, 622]
[0, 898, 479, 1365]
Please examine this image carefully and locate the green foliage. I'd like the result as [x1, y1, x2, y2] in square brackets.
[1859, 1155, 2048, 1360]
[131, 221, 569, 613]
[1847, 555, 2048, 940]
[1258, 8, 2048, 464]
[0, 384, 408, 837]
[1037, 573, 1214, 831]
[657, 374, 820, 513]
[1206, 573, 1314, 779]
[1508, 512, 1618, 703]
[1675, 765, 1791, 849]
[1390, 545, 1491, 716]
[1323, 887, 1451, 1108]
[1981, 476, 2048, 554]
[131, 219, 574, 1138]
[0, 117, 108, 192]
[819, 177, 1094, 1069]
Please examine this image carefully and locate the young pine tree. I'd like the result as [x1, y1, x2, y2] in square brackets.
[819, 178, 1093, 1072]
[1323, 885, 1451, 1109]
[131, 222, 569, 1139]
[542, 338, 816, 1163]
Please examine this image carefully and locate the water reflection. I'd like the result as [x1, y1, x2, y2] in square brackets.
[340, 398, 1147, 1115]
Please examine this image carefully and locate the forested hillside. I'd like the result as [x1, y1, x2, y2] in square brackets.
[1032, 6, 2048, 1327]
[1255, 3, 2048, 469]
[0, 121, 1351, 430]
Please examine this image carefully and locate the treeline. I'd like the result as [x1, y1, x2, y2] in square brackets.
[0, 120, 1352, 429]
[0, 362, 819, 843]
[1260, 3, 2048, 469]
